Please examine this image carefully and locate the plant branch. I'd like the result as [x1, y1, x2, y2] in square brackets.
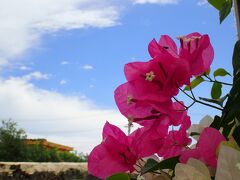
[179, 88, 223, 111]
[203, 74, 233, 86]
[173, 96, 187, 110]
[234, 0, 240, 40]
[204, 79, 233, 86]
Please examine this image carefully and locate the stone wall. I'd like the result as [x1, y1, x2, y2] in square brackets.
[0, 162, 88, 180]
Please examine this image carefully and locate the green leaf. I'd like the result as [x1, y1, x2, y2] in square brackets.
[232, 40, 240, 78]
[210, 115, 222, 129]
[190, 132, 200, 136]
[211, 82, 222, 99]
[219, 0, 233, 24]
[233, 126, 240, 146]
[199, 95, 228, 107]
[141, 156, 179, 175]
[140, 158, 158, 174]
[214, 68, 231, 78]
[184, 77, 204, 91]
[107, 173, 130, 180]
[208, 0, 225, 10]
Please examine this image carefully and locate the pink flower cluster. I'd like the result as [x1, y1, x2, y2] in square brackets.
[88, 33, 224, 179]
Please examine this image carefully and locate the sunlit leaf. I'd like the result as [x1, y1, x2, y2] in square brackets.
[213, 68, 231, 78]
[184, 77, 204, 91]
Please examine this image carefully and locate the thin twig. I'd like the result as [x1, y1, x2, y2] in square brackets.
[173, 96, 187, 110]
[203, 74, 233, 86]
[179, 88, 223, 111]
[204, 79, 233, 86]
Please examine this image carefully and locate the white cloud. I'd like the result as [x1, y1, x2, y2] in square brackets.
[82, 64, 94, 70]
[59, 80, 67, 85]
[0, 76, 126, 153]
[60, 61, 70, 65]
[132, 0, 178, 4]
[19, 66, 31, 71]
[0, 0, 121, 66]
[197, 0, 207, 6]
[19, 71, 51, 81]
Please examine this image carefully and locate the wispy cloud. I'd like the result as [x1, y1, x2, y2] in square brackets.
[60, 61, 70, 65]
[132, 0, 179, 5]
[0, 0, 121, 67]
[82, 64, 94, 70]
[19, 66, 31, 71]
[59, 80, 67, 85]
[17, 71, 51, 81]
[0, 76, 126, 152]
[197, 0, 207, 6]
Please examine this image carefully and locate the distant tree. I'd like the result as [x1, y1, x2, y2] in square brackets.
[0, 119, 27, 161]
[0, 119, 82, 162]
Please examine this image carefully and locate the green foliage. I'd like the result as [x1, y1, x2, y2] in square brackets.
[199, 95, 228, 107]
[184, 76, 204, 91]
[232, 41, 240, 78]
[106, 173, 130, 180]
[211, 82, 222, 99]
[219, 0, 233, 23]
[210, 41, 240, 146]
[0, 120, 81, 162]
[0, 120, 27, 161]
[213, 68, 231, 78]
[141, 156, 179, 175]
[208, 0, 226, 10]
[24, 144, 81, 162]
[190, 132, 201, 136]
[208, 0, 233, 23]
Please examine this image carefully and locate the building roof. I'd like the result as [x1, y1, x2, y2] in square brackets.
[25, 139, 74, 152]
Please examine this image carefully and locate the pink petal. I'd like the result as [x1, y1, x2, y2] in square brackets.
[159, 35, 178, 57]
[130, 117, 169, 158]
[148, 39, 163, 58]
[179, 33, 214, 76]
[158, 128, 191, 159]
[103, 121, 128, 145]
[88, 144, 130, 179]
[180, 127, 225, 167]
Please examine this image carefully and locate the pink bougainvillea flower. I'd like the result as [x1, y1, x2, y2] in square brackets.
[179, 32, 214, 76]
[157, 123, 192, 159]
[124, 56, 190, 95]
[152, 101, 190, 127]
[130, 116, 169, 158]
[148, 35, 178, 58]
[88, 122, 138, 179]
[114, 80, 189, 127]
[148, 33, 214, 77]
[180, 127, 225, 168]
[114, 80, 172, 124]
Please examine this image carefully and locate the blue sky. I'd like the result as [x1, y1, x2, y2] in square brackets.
[0, 0, 237, 152]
